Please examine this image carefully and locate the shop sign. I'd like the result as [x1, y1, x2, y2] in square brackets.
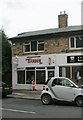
[26, 59, 42, 64]
[67, 55, 83, 63]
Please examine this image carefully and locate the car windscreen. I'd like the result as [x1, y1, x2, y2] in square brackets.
[70, 79, 79, 87]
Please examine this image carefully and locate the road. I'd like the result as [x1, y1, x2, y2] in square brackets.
[1, 97, 82, 119]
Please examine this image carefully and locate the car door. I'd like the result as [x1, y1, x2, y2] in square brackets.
[51, 78, 76, 101]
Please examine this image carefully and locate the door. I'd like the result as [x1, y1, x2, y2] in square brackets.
[51, 78, 76, 101]
[48, 70, 54, 79]
[36, 70, 45, 84]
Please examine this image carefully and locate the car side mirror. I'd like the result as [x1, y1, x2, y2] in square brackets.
[70, 84, 75, 87]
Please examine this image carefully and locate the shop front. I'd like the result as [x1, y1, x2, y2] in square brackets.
[12, 53, 83, 90]
[12, 54, 56, 89]
[57, 53, 83, 84]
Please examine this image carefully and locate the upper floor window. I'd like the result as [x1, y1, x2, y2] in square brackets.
[69, 36, 83, 49]
[23, 40, 44, 52]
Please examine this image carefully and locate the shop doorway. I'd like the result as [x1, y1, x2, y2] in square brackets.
[47, 67, 55, 79]
[36, 70, 45, 84]
[48, 70, 54, 79]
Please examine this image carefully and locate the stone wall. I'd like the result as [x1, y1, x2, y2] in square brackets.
[12, 36, 80, 56]
[44, 37, 69, 54]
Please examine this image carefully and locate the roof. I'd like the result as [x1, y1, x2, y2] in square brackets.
[9, 25, 83, 40]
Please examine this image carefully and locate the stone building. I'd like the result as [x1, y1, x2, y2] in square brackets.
[9, 11, 83, 90]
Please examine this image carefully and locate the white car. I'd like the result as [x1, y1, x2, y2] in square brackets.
[41, 77, 83, 107]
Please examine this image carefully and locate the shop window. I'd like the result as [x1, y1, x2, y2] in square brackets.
[17, 71, 25, 84]
[59, 67, 70, 78]
[26, 67, 35, 70]
[59, 67, 62, 77]
[69, 36, 83, 49]
[72, 67, 82, 81]
[36, 67, 45, 70]
[36, 71, 45, 84]
[47, 67, 55, 69]
[66, 67, 70, 78]
[26, 71, 35, 84]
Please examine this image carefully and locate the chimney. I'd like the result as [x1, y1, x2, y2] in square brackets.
[58, 11, 68, 28]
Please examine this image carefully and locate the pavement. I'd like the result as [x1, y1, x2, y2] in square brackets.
[8, 81, 83, 100]
[9, 89, 41, 100]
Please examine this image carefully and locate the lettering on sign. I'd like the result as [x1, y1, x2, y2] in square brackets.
[67, 55, 83, 63]
[26, 59, 42, 64]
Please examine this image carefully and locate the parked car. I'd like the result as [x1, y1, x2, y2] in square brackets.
[41, 77, 83, 107]
[0, 82, 12, 97]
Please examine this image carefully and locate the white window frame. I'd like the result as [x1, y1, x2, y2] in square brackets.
[69, 36, 83, 49]
[23, 40, 44, 53]
[37, 41, 44, 51]
[23, 42, 31, 53]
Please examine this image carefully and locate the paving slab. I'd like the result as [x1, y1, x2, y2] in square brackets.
[8, 89, 41, 100]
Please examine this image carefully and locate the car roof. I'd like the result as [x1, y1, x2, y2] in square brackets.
[46, 77, 79, 87]
[50, 77, 67, 80]
[45, 77, 67, 85]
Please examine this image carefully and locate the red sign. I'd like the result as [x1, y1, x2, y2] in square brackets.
[27, 59, 42, 63]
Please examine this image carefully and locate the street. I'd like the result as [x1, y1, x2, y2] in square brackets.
[1, 97, 82, 119]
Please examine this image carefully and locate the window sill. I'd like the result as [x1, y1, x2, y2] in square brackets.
[69, 48, 83, 51]
[23, 51, 44, 54]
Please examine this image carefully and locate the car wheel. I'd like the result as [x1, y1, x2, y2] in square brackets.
[75, 96, 83, 107]
[41, 94, 52, 105]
